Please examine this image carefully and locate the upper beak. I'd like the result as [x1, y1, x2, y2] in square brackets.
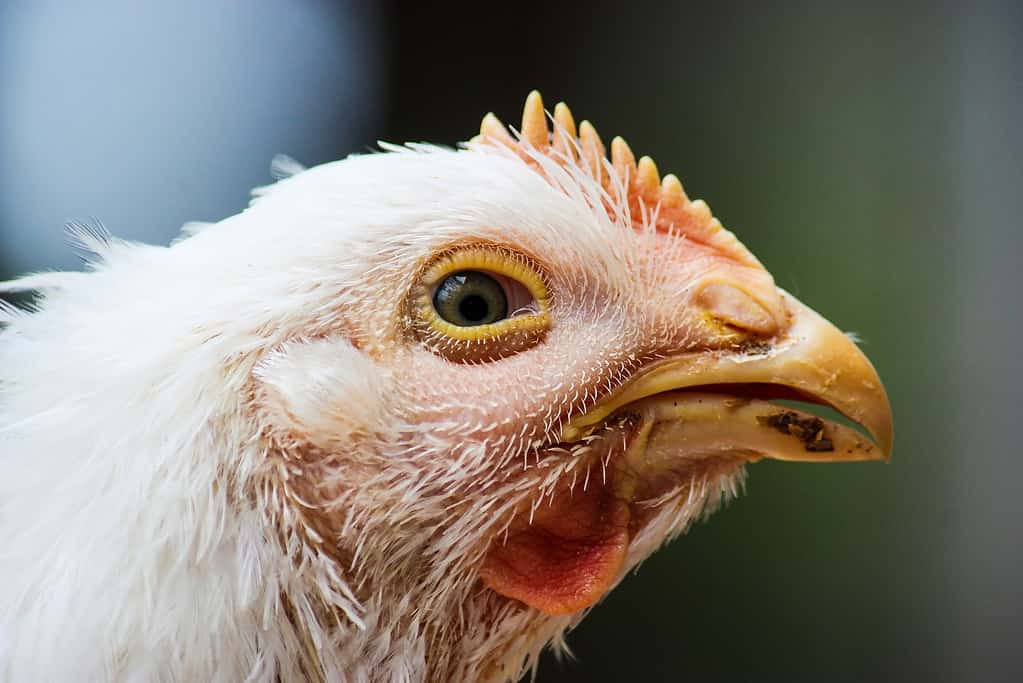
[561, 292, 893, 463]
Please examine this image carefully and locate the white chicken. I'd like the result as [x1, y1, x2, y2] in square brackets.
[0, 92, 891, 682]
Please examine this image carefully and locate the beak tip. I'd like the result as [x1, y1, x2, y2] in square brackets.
[879, 418, 894, 463]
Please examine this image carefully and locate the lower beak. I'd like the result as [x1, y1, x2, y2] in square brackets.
[561, 292, 893, 463]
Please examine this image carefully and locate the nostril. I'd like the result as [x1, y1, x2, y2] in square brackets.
[696, 282, 781, 336]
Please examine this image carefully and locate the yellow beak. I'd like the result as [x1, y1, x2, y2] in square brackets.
[561, 292, 893, 463]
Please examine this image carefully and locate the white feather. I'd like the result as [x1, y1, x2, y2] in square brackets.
[0, 141, 733, 682]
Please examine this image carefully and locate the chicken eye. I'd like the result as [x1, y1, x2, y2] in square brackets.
[433, 271, 508, 326]
[411, 246, 552, 362]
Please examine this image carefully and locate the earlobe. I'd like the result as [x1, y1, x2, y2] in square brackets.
[254, 336, 388, 451]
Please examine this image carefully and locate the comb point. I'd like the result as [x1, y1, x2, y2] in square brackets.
[480, 112, 514, 144]
[688, 198, 712, 224]
[578, 120, 604, 151]
[610, 136, 637, 178]
[553, 102, 577, 138]
[578, 120, 605, 174]
[521, 90, 548, 148]
[637, 156, 660, 195]
[661, 173, 687, 206]
[552, 103, 578, 158]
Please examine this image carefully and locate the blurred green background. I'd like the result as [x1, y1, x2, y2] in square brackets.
[2, 1, 1019, 680]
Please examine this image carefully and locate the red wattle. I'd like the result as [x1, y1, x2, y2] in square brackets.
[479, 484, 630, 615]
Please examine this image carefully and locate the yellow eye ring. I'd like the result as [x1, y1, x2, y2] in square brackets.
[411, 246, 552, 358]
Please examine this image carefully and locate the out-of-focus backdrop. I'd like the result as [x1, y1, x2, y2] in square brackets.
[2, 1, 1020, 680]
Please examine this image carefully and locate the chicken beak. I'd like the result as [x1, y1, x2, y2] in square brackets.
[561, 292, 893, 463]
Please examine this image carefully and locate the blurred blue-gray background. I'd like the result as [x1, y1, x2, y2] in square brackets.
[0, 0, 385, 273]
[2, 1, 1020, 681]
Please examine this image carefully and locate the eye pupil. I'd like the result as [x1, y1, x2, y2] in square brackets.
[433, 271, 508, 327]
[458, 294, 490, 323]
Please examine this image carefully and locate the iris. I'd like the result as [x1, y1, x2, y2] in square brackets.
[433, 271, 508, 326]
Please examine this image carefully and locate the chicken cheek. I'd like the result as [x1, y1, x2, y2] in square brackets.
[479, 485, 630, 615]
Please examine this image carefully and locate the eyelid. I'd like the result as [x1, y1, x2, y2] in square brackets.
[422, 248, 550, 304]
[411, 246, 553, 361]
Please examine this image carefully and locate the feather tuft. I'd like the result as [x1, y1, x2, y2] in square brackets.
[66, 219, 115, 264]
[270, 154, 307, 181]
